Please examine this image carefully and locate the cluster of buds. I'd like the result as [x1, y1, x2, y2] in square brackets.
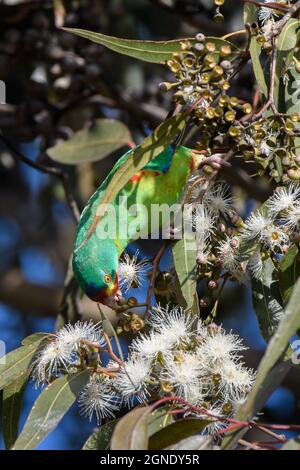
[231, 114, 300, 182]
[213, 0, 225, 22]
[116, 311, 145, 334]
[160, 33, 253, 151]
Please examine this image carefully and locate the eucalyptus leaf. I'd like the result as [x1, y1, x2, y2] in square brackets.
[285, 64, 300, 156]
[222, 279, 300, 449]
[172, 231, 199, 314]
[274, 19, 300, 110]
[244, 4, 268, 97]
[2, 376, 26, 449]
[48, 119, 131, 165]
[110, 406, 149, 450]
[12, 371, 89, 450]
[281, 435, 300, 450]
[279, 244, 300, 305]
[252, 257, 284, 340]
[82, 420, 118, 450]
[0, 335, 49, 391]
[149, 419, 210, 450]
[63, 28, 237, 64]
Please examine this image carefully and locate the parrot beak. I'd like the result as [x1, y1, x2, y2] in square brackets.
[105, 288, 123, 308]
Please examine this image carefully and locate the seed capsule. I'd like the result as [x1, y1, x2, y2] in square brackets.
[220, 44, 231, 57]
[225, 110, 236, 122]
[195, 33, 206, 43]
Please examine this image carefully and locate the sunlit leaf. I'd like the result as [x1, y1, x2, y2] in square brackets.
[2, 376, 26, 449]
[0, 335, 49, 391]
[172, 231, 199, 315]
[63, 28, 237, 64]
[222, 279, 300, 449]
[82, 420, 118, 450]
[12, 371, 89, 450]
[279, 244, 300, 305]
[48, 119, 131, 165]
[244, 4, 268, 97]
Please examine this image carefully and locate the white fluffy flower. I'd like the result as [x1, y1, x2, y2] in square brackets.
[200, 404, 227, 435]
[184, 383, 207, 406]
[130, 331, 173, 360]
[203, 182, 233, 218]
[118, 250, 151, 292]
[247, 249, 263, 280]
[114, 356, 152, 404]
[243, 211, 289, 252]
[78, 375, 119, 423]
[258, 0, 280, 25]
[184, 204, 215, 241]
[215, 359, 255, 402]
[32, 341, 72, 384]
[56, 320, 104, 351]
[217, 236, 241, 274]
[243, 211, 272, 240]
[162, 353, 203, 400]
[200, 329, 247, 365]
[149, 305, 195, 346]
[281, 203, 300, 230]
[266, 184, 300, 216]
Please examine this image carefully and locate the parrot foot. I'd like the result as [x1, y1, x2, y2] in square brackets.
[203, 154, 231, 171]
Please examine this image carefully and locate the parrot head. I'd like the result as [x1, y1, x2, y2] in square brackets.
[72, 238, 123, 308]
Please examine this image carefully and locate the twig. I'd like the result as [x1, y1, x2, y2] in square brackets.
[144, 241, 168, 317]
[0, 132, 80, 222]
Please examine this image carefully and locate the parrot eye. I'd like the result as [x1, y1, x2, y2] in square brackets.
[104, 274, 111, 284]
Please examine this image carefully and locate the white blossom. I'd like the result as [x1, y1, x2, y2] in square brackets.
[203, 182, 234, 218]
[281, 203, 300, 230]
[266, 184, 300, 216]
[217, 236, 241, 274]
[258, 0, 280, 25]
[149, 305, 195, 346]
[118, 250, 151, 292]
[162, 353, 203, 400]
[200, 328, 247, 365]
[215, 359, 255, 402]
[243, 211, 289, 252]
[32, 341, 72, 385]
[113, 356, 152, 405]
[56, 320, 104, 351]
[78, 375, 119, 423]
[247, 249, 264, 280]
[130, 331, 173, 360]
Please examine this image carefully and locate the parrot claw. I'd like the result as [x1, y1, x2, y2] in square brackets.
[204, 154, 231, 171]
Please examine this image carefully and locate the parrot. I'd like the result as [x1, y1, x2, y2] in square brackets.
[72, 144, 207, 307]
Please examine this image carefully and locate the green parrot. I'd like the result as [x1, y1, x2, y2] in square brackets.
[73, 144, 206, 307]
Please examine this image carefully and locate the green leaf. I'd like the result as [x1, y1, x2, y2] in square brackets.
[279, 244, 300, 305]
[252, 257, 283, 340]
[244, 4, 268, 97]
[21, 333, 50, 346]
[82, 420, 118, 450]
[110, 406, 149, 450]
[12, 371, 89, 450]
[274, 19, 300, 110]
[2, 376, 26, 449]
[48, 119, 131, 165]
[222, 278, 300, 449]
[63, 28, 237, 64]
[285, 64, 300, 156]
[282, 435, 300, 450]
[149, 419, 209, 450]
[0, 335, 49, 391]
[172, 231, 199, 314]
